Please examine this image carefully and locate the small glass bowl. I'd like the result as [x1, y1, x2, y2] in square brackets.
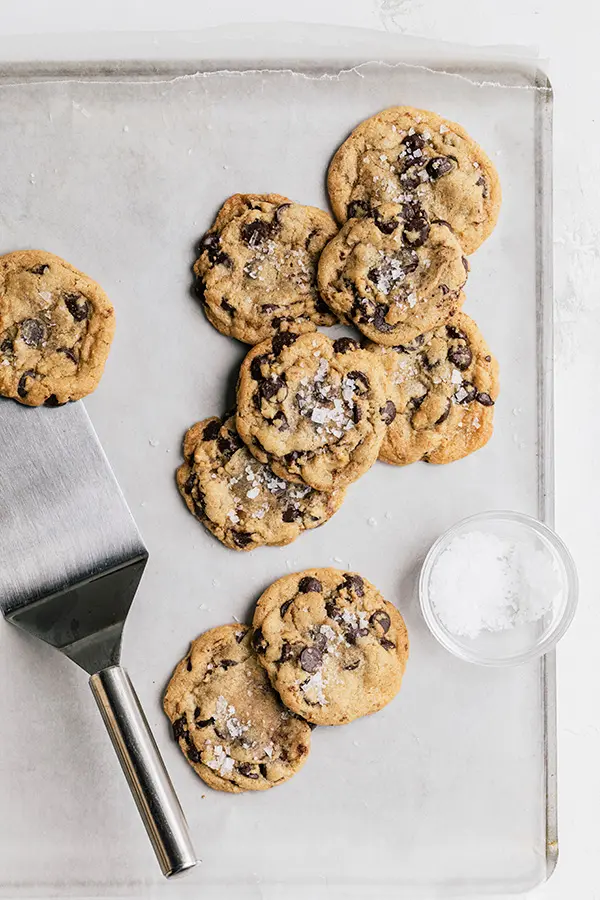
[419, 511, 578, 666]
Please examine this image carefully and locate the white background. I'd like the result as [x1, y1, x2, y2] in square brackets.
[0, 1, 596, 898]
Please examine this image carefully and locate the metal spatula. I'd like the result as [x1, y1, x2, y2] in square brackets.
[0, 399, 197, 878]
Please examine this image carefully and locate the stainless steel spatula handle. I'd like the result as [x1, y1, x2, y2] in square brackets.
[89, 666, 197, 878]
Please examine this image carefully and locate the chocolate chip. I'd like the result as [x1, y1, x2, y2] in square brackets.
[272, 316, 295, 330]
[314, 298, 331, 315]
[275, 202, 292, 220]
[202, 419, 221, 441]
[370, 610, 391, 633]
[20, 318, 46, 347]
[250, 354, 269, 381]
[29, 263, 49, 275]
[304, 228, 318, 250]
[326, 600, 342, 621]
[259, 375, 286, 401]
[273, 410, 289, 431]
[476, 392, 494, 406]
[432, 219, 453, 230]
[399, 166, 422, 191]
[346, 370, 370, 395]
[333, 337, 360, 354]
[232, 531, 253, 548]
[17, 370, 35, 398]
[402, 132, 425, 155]
[300, 646, 323, 673]
[448, 343, 472, 370]
[238, 763, 259, 779]
[380, 400, 396, 425]
[458, 382, 478, 404]
[217, 430, 243, 456]
[476, 175, 489, 198]
[221, 297, 235, 314]
[252, 627, 268, 654]
[44, 395, 62, 408]
[445, 325, 466, 340]
[280, 642, 294, 662]
[271, 331, 298, 356]
[435, 399, 451, 425]
[220, 659, 238, 669]
[347, 199, 369, 219]
[64, 293, 89, 322]
[343, 574, 365, 597]
[241, 219, 274, 247]
[484, 355, 491, 362]
[0, 337, 13, 354]
[352, 403, 362, 425]
[411, 392, 427, 411]
[284, 450, 302, 467]
[282, 507, 301, 523]
[57, 347, 78, 364]
[373, 304, 394, 333]
[279, 596, 290, 616]
[215, 251, 233, 268]
[172, 717, 187, 741]
[299, 576, 323, 593]
[235, 629, 246, 643]
[259, 763, 268, 777]
[440, 284, 449, 295]
[380, 638, 396, 650]
[186, 656, 192, 671]
[194, 714, 215, 728]
[345, 628, 358, 646]
[372, 207, 398, 234]
[344, 661, 360, 671]
[426, 157, 453, 180]
[199, 232, 220, 257]
[401, 203, 430, 247]
[186, 744, 202, 764]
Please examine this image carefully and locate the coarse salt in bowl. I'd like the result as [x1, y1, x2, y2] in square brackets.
[419, 511, 578, 666]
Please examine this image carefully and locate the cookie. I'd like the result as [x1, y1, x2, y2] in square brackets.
[0, 250, 115, 406]
[194, 193, 338, 344]
[366, 312, 499, 465]
[318, 202, 468, 345]
[176, 413, 345, 551]
[328, 106, 501, 255]
[164, 624, 312, 793]
[236, 331, 393, 492]
[252, 569, 409, 726]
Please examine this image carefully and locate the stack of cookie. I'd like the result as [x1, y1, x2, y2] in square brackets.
[181, 106, 501, 552]
[164, 568, 409, 793]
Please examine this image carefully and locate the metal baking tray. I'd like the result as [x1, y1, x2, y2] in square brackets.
[0, 25, 553, 899]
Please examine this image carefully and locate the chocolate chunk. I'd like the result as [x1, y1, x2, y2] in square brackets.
[435, 399, 451, 425]
[346, 370, 370, 395]
[484, 354, 491, 362]
[186, 744, 201, 764]
[272, 331, 298, 356]
[402, 132, 425, 155]
[313, 632, 328, 653]
[372, 304, 394, 333]
[241, 219, 274, 247]
[333, 337, 360, 354]
[344, 661, 360, 671]
[304, 228, 318, 250]
[232, 531, 253, 548]
[440, 284, 450, 296]
[199, 232, 220, 258]
[17, 370, 35, 398]
[280, 641, 294, 662]
[380, 400, 397, 425]
[220, 659, 238, 670]
[202, 419, 221, 441]
[347, 199, 370, 219]
[300, 646, 323, 673]
[426, 156, 454, 180]
[476, 175, 489, 198]
[299, 576, 323, 593]
[214, 251, 233, 269]
[217, 432, 243, 458]
[399, 167, 422, 191]
[186, 656, 192, 671]
[370, 610, 391, 633]
[259, 763, 268, 778]
[0, 337, 14, 354]
[221, 297, 235, 314]
[402, 204, 430, 248]
[372, 207, 399, 234]
[380, 638, 396, 651]
[411, 392, 427, 411]
[352, 403, 362, 425]
[476, 392, 494, 406]
[250, 354, 270, 381]
[20, 318, 46, 347]
[457, 382, 478, 404]
[314, 298, 331, 315]
[57, 347, 78, 364]
[280, 599, 293, 617]
[284, 450, 302, 467]
[172, 717, 187, 741]
[448, 343, 472, 370]
[259, 375, 286, 401]
[194, 714, 215, 728]
[29, 263, 49, 275]
[282, 507, 301, 523]
[272, 316, 295, 330]
[252, 627, 268, 654]
[235, 629, 246, 643]
[238, 763, 259, 779]
[446, 325, 467, 341]
[64, 293, 89, 322]
[273, 410, 289, 432]
[343, 574, 365, 597]
[326, 600, 342, 621]
[44, 394, 62, 408]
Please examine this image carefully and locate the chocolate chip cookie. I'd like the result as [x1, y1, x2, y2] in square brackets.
[366, 312, 499, 465]
[252, 569, 409, 726]
[236, 331, 393, 492]
[328, 106, 501, 255]
[177, 413, 345, 551]
[318, 203, 468, 345]
[0, 250, 115, 406]
[164, 624, 312, 793]
[194, 193, 338, 345]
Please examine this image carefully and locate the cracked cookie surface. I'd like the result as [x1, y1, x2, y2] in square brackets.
[318, 202, 468, 345]
[164, 624, 312, 793]
[0, 250, 115, 406]
[177, 413, 345, 551]
[366, 312, 499, 465]
[194, 193, 338, 344]
[236, 331, 393, 492]
[328, 106, 501, 255]
[252, 569, 409, 726]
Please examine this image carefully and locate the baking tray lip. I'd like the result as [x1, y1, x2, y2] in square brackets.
[0, 34, 555, 894]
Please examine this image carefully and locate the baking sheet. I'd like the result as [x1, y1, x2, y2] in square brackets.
[0, 27, 553, 899]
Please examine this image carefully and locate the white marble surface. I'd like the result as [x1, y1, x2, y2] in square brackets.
[0, 1, 595, 898]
